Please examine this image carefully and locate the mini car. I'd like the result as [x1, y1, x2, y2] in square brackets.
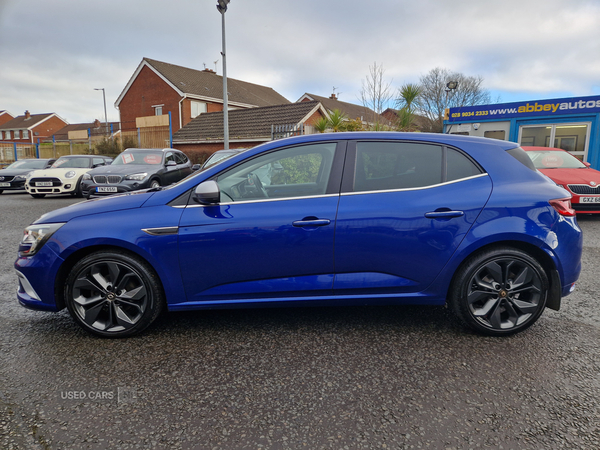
[81, 148, 193, 198]
[16, 133, 582, 338]
[25, 155, 112, 198]
[0, 158, 56, 194]
[523, 146, 600, 214]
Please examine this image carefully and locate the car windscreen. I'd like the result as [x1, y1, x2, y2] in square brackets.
[51, 157, 91, 169]
[6, 159, 47, 170]
[525, 150, 587, 169]
[111, 151, 164, 165]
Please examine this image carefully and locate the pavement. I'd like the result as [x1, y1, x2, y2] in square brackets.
[0, 192, 599, 449]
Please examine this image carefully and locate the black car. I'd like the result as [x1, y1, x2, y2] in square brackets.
[0, 159, 56, 194]
[81, 148, 193, 197]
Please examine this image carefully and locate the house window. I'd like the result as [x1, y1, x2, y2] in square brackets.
[154, 105, 163, 116]
[191, 101, 207, 118]
[23, 129, 29, 139]
[14, 130, 20, 139]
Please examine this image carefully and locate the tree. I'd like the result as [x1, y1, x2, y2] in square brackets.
[417, 67, 491, 133]
[360, 62, 394, 129]
[312, 109, 350, 133]
[395, 83, 422, 131]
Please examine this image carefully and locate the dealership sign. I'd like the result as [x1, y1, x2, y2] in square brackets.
[446, 95, 600, 122]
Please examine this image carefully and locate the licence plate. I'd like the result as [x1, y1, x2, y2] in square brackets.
[97, 186, 118, 193]
[580, 197, 600, 203]
[35, 182, 53, 187]
[0, 182, 10, 187]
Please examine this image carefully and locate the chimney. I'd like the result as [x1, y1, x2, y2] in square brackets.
[24, 110, 31, 119]
[203, 68, 216, 74]
[330, 93, 337, 100]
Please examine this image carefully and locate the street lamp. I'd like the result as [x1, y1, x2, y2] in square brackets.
[217, 0, 230, 149]
[94, 88, 108, 137]
[444, 81, 458, 134]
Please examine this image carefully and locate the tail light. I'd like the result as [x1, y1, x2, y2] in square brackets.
[549, 198, 576, 216]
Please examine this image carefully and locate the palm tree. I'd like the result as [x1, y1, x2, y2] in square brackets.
[396, 83, 422, 131]
[327, 109, 348, 132]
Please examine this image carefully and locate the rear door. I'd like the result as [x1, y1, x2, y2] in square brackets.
[333, 140, 492, 294]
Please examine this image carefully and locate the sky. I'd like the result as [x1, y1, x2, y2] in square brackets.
[0, 0, 599, 124]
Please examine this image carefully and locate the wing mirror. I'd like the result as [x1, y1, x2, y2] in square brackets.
[192, 180, 220, 204]
[166, 160, 177, 167]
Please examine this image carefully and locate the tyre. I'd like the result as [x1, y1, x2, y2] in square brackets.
[64, 250, 164, 338]
[150, 179, 161, 189]
[73, 176, 84, 198]
[449, 247, 548, 336]
[30, 194, 46, 198]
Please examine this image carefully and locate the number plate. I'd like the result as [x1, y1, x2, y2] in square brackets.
[580, 197, 600, 203]
[97, 186, 118, 193]
[35, 182, 53, 187]
[0, 182, 10, 187]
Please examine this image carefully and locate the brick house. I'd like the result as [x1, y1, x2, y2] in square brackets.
[297, 93, 382, 125]
[0, 111, 14, 127]
[115, 58, 291, 134]
[0, 111, 68, 143]
[172, 100, 328, 161]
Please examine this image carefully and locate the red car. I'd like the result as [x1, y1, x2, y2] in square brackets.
[523, 146, 600, 213]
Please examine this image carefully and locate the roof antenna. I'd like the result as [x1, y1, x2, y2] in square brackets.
[203, 62, 206, 70]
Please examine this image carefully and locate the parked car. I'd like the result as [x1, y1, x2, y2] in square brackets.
[523, 146, 600, 214]
[201, 148, 246, 170]
[25, 155, 112, 198]
[81, 148, 193, 198]
[0, 158, 56, 194]
[16, 133, 582, 338]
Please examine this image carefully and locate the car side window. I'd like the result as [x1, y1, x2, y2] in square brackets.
[165, 152, 176, 164]
[93, 158, 106, 167]
[446, 148, 482, 181]
[175, 152, 189, 164]
[216, 143, 337, 202]
[354, 142, 443, 192]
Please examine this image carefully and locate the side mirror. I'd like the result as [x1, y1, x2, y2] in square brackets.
[193, 180, 220, 204]
[166, 160, 177, 167]
[584, 161, 591, 168]
[192, 164, 201, 171]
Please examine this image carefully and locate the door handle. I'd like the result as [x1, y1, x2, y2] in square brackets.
[293, 218, 331, 227]
[425, 210, 464, 219]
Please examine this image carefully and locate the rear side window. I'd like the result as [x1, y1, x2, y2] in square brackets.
[355, 142, 443, 192]
[446, 148, 482, 181]
[507, 147, 536, 171]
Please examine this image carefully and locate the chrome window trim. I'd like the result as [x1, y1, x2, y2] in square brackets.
[342, 173, 489, 197]
[176, 193, 340, 208]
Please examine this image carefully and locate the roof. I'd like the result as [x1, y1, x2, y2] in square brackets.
[173, 100, 325, 143]
[53, 121, 121, 139]
[116, 58, 291, 108]
[298, 93, 380, 122]
[0, 113, 62, 130]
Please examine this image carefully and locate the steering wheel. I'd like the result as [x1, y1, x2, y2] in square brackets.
[245, 172, 268, 198]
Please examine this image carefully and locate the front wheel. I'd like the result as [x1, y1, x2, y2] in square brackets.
[449, 247, 548, 336]
[149, 179, 160, 189]
[64, 251, 164, 338]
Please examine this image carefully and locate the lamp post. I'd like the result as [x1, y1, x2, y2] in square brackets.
[217, 0, 230, 149]
[94, 88, 108, 137]
[444, 81, 458, 134]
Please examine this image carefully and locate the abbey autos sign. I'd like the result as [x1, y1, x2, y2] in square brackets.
[446, 95, 600, 122]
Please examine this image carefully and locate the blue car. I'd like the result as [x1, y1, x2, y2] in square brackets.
[15, 132, 582, 338]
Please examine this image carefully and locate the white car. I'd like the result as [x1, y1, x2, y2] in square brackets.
[25, 155, 112, 198]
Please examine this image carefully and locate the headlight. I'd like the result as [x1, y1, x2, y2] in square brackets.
[13, 175, 25, 181]
[18, 223, 65, 257]
[125, 172, 148, 181]
[65, 171, 76, 179]
[82, 173, 91, 180]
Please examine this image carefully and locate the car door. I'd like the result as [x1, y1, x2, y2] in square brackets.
[177, 141, 345, 304]
[175, 151, 192, 179]
[163, 151, 180, 185]
[333, 140, 492, 295]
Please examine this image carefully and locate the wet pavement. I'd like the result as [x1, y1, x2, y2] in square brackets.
[1, 192, 599, 449]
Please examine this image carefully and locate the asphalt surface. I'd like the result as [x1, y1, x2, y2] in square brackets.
[0, 191, 599, 449]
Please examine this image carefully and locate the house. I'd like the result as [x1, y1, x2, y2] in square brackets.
[53, 120, 121, 141]
[0, 111, 14, 127]
[115, 58, 291, 134]
[0, 111, 68, 143]
[297, 93, 381, 125]
[172, 100, 328, 159]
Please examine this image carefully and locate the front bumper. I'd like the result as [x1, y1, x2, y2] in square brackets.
[25, 179, 77, 195]
[81, 180, 150, 197]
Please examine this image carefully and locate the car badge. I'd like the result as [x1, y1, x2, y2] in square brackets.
[591, 182, 597, 187]
[0, 177, 4, 181]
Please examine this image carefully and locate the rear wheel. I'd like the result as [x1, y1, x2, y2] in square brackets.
[64, 251, 164, 338]
[30, 194, 46, 198]
[449, 247, 548, 336]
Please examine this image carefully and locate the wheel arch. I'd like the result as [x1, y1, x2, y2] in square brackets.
[446, 239, 561, 311]
[54, 244, 167, 310]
